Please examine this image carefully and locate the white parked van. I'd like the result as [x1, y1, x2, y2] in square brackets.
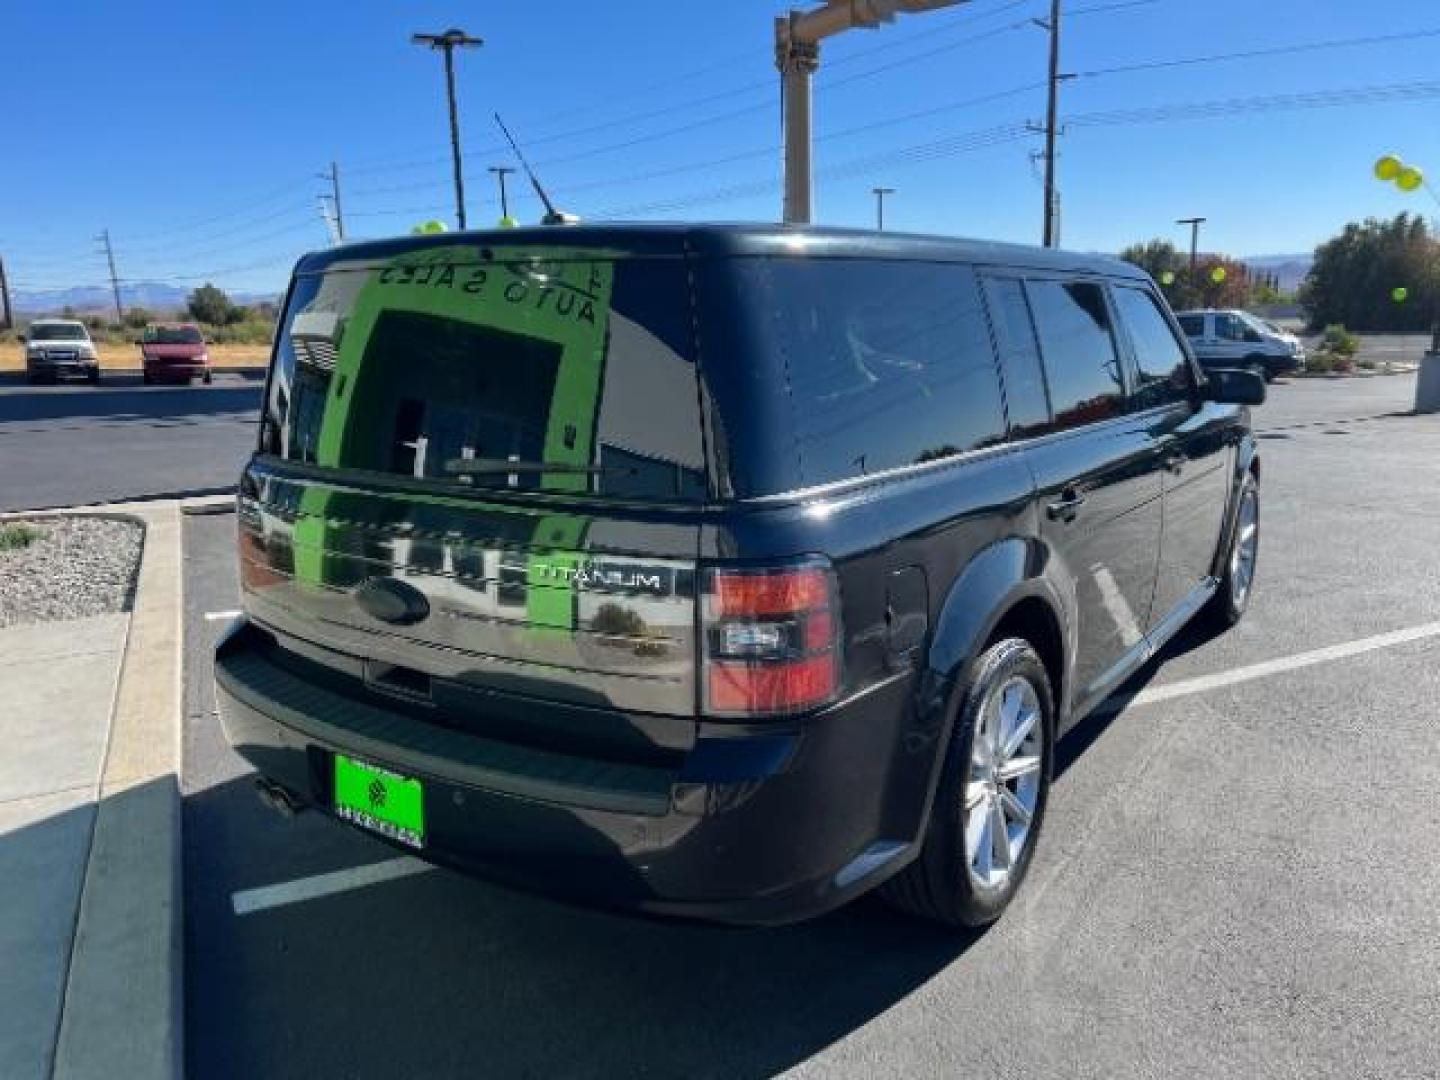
[1175, 309, 1304, 381]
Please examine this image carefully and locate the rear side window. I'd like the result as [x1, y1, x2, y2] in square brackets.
[1176, 313, 1205, 338]
[1025, 280, 1124, 430]
[731, 259, 1006, 488]
[1111, 286, 1193, 409]
[981, 276, 1052, 438]
[261, 251, 705, 502]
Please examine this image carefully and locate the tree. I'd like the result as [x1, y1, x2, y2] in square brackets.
[123, 306, 153, 330]
[1118, 240, 1251, 309]
[1118, 239, 1181, 282]
[1299, 212, 1440, 331]
[187, 283, 237, 326]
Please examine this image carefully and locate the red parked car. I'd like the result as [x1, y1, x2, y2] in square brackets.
[140, 323, 212, 384]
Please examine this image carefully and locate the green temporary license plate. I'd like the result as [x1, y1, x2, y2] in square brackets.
[333, 755, 425, 848]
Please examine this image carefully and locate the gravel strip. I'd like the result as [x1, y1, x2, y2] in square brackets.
[0, 516, 143, 628]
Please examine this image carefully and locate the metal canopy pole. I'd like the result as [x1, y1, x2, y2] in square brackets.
[775, 1, 967, 224]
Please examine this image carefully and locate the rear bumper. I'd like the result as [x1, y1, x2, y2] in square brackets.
[214, 619, 930, 925]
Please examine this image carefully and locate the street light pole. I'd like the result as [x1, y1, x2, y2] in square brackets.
[1177, 216, 1206, 275]
[872, 186, 895, 230]
[489, 166, 516, 220]
[412, 28, 484, 231]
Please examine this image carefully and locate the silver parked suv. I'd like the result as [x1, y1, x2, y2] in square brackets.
[20, 319, 101, 384]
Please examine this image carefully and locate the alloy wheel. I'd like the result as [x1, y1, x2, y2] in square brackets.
[1230, 484, 1259, 608]
[965, 676, 1044, 891]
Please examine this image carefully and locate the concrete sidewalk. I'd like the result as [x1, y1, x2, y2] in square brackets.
[0, 614, 129, 1079]
[0, 504, 184, 1080]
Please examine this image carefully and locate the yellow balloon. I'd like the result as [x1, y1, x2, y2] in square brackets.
[1159, 270, 1176, 286]
[1210, 266, 1227, 284]
[1396, 166, 1424, 192]
[498, 215, 519, 229]
[1374, 154, 1403, 181]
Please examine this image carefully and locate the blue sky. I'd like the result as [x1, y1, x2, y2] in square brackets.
[5, 0, 1440, 295]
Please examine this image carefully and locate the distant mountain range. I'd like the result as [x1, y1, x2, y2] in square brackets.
[1239, 254, 1313, 292]
[9, 281, 279, 316]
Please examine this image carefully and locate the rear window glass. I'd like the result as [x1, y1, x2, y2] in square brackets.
[30, 323, 89, 341]
[1176, 314, 1204, 337]
[261, 250, 705, 502]
[1026, 280, 1124, 431]
[728, 258, 1006, 489]
[145, 326, 203, 344]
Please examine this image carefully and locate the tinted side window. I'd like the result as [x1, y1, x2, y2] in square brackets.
[1215, 313, 1246, 342]
[742, 259, 1007, 486]
[981, 276, 1052, 438]
[1025, 280, 1124, 430]
[1176, 314, 1204, 338]
[1112, 286, 1192, 409]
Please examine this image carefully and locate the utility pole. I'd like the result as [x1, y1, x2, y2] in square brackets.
[774, 1, 969, 224]
[488, 165, 516, 219]
[96, 229, 123, 324]
[319, 161, 345, 241]
[872, 186, 895, 230]
[1177, 216, 1206, 275]
[0, 255, 12, 330]
[412, 28, 484, 230]
[1037, 0, 1070, 248]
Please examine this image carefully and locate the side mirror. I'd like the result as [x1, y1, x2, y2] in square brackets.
[1203, 368, 1266, 406]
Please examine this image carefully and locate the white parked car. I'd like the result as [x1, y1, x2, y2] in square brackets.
[20, 320, 101, 384]
[1174, 309, 1304, 382]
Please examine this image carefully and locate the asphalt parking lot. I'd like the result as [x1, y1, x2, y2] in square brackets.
[178, 373, 1440, 1079]
[0, 374, 261, 511]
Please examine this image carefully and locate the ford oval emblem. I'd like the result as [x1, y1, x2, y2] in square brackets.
[354, 577, 430, 626]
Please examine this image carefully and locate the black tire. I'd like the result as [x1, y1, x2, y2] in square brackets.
[202, 370, 213, 385]
[1243, 357, 1268, 382]
[1207, 471, 1259, 629]
[881, 638, 1055, 928]
[87, 369, 100, 385]
[142, 371, 153, 386]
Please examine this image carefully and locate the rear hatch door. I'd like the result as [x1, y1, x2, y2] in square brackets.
[240, 237, 707, 719]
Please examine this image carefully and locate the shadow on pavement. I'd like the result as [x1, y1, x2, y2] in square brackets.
[0, 383, 261, 424]
[183, 770, 984, 1080]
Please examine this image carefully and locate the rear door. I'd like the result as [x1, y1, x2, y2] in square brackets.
[984, 274, 1163, 712]
[241, 244, 707, 719]
[1110, 284, 1232, 632]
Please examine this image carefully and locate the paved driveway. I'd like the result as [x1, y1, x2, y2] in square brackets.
[181, 373, 1440, 1079]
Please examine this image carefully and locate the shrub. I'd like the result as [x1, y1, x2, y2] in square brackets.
[1320, 324, 1359, 358]
[0, 523, 44, 551]
[1305, 351, 1336, 374]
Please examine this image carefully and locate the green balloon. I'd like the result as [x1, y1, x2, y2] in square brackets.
[1396, 166, 1424, 193]
[1160, 270, 1176, 286]
[411, 219, 447, 235]
[1392, 286, 1409, 303]
[1210, 266, 1227, 284]
[498, 215, 519, 229]
[1374, 154, 1403, 182]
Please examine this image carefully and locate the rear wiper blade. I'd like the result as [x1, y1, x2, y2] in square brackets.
[443, 457, 629, 476]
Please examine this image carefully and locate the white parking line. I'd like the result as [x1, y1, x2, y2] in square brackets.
[1124, 619, 1440, 709]
[228, 620, 1440, 917]
[203, 609, 243, 622]
[232, 857, 436, 916]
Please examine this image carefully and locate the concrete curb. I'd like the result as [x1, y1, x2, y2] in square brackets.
[41, 502, 185, 1080]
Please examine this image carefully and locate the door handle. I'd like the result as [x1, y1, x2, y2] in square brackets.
[1046, 487, 1086, 522]
[1162, 451, 1186, 475]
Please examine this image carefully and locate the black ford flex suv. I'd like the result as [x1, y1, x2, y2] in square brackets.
[215, 224, 1264, 927]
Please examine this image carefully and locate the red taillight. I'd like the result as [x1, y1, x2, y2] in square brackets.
[702, 561, 842, 717]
